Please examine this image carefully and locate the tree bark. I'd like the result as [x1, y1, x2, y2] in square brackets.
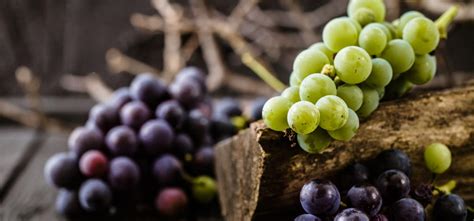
[215, 82, 474, 221]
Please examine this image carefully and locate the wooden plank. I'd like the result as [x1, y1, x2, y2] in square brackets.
[0, 127, 36, 195]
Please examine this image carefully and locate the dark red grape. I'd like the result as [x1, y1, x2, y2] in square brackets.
[389, 198, 424, 221]
[193, 147, 214, 175]
[108, 157, 140, 191]
[87, 104, 119, 133]
[130, 74, 167, 108]
[186, 109, 210, 145]
[152, 154, 183, 186]
[411, 183, 433, 206]
[294, 214, 322, 221]
[370, 149, 411, 178]
[338, 163, 370, 191]
[169, 79, 203, 109]
[108, 87, 132, 110]
[139, 119, 174, 155]
[375, 170, 410, 204]
[68, 126, 103, 156]
[214, 98, 242, 118]
[44, 152, 82, 189]
[55, 190, 84, 218]
[346, 185, 382, 217]
[155, 187, 188, 217]
[79, 150, 108, 177]
[105, 126, 138, 156]
[172, 133, 194, 159]
[300, 179, 340, 216]
[120, 101, 151, 130]
[155, 100, 186, 128]
[250, 97, 267, 121]
[334, 208, 370, 221]
[79, 179, 112, 212]
[175, 66, 207, 92]
[371, 214, 388, 221]
[433, 194, 467, 221]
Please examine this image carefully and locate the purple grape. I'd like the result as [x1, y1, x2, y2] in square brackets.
[300, 179, 341, 216]
[371, 214, 388, 221]
[155, 100, 186, 128]
[411, 183, 433, 207]
[106, 126, 138, 156]
[108, 157, 140, 191]
[195, 97, 213, 119]
[334, 208, 370, 221]
[193, 147, 214, 175]
[87, 104, 119, 133]
[214, 98, 242, 118]
[339, 163, 370, 191]
[120, 101, 151, 129]
[108, 87, 132, 110]
[210, 116, 236, 142]
[68, 126, 103, 156]
[172, 133, 194, 159]
[433, 194, 467, 221]
[389, 198, 425, 221]
[55, 190, 84, 218]
[130, 74, 167, 108]
[250, 97, 267, 121]
[79, 179, 112, 212]
[186, 109, 210, 144]
[155, 187, 188, 217]
[79, 150, 108, 177]
[44, 152, 82, 189]
[370, 149, 411, 177]
[169, 79, 203, 109]
[346, 185, 382, 217]
[153, 154, 183, 186]
[294, 214, 322, 221]
[375, 170, 410, 204]
[139, 119, 174, 155]
[175, 66, 207, 92]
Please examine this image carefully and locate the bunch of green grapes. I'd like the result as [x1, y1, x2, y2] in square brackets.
[263, 0, 450, 154]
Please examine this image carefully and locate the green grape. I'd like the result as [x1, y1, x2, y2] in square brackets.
[315, 95, 349, 131]
[289, 71, 302, 86]
[348, 17, 362, 33]
[328, 109, 359, 141]
[367, 23, 392, 41]
[358, 25, 387, 55]
[365, 58, 393, 88]
[374, 86, 385, 100]
[323, 17, 359, 52]
[348, 0, 386, 22]
[397, 11, 425, 37]
[385, 76, 413, 99]
[337, 84, 363, 111]
[281, 86, 300, 103]
[293, 48, 330, 81]
[356, 85, 379, 117]
[287, 101, 320, 135]
[424, 143, 452, 174]
[192, 176, 217, 204]
[309, 42, 335, 64]
[334, 46, 372, 84]
[352, 8, 376, 26]
[403, 17, 440, 55]
[262, 96, 292, 131]
[297, 128, 332, 154]
[381, 39, 415, 75]
[299, 74, 337, 103]
[406, 54, 436, 85]
[382, 22, 397, 40]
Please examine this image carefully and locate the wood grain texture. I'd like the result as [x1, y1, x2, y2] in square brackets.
[215, 83, 474, 221]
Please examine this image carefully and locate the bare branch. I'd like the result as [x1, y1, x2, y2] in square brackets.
[106, 48, 160, 75]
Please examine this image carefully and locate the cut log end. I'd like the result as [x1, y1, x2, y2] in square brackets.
[216, 83, 474, 221]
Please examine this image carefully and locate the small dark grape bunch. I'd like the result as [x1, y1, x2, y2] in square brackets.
[44, 67, 220, 219]
[295, 145, 469, 221]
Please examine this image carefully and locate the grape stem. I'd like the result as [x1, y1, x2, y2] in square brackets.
[433, 180, 457, 195]
[241, 52, 287, 92]
[435, 5, 459, 39]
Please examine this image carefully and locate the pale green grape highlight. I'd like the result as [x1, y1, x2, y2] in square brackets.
[328, 109, 360, 141]
[262, 96, 293, 131]
[397, 11, 425, 37]
[365, 58, 393, 88]
[309, 42, 335, 64]
[334, 46, 372, 84]
[315, 95, 349, 131]
[297, 128, 333, 154]
[424, 143, 452, 174]
[368, 23, 393, 41]
[359, 25, 387, 55]
[287, 101, 320, 135]
[348, 0, 386, 23]
[381, 39, 415, 75]
[337, 84, 363, 111]
[281, 86, 301, 103]
[293, 48, 330, 81]
[289, 72, 302, 87]
[356, 85, 379, 117]
[299, 74, 337, 103]
[403, 17, 440, 55]
[406, 54, 436, 85]
[323, 17, 359, 52]
[352, 8, 376, 26]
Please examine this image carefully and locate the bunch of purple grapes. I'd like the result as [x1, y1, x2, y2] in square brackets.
[296, 149, 468, 221]
[44, 67, 251, 219]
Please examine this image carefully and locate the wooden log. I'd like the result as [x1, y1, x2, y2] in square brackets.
[215, 82, 474, 221]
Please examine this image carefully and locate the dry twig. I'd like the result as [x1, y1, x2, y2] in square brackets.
[60, 74, 113, 103]
[106, 48, 160, 75]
